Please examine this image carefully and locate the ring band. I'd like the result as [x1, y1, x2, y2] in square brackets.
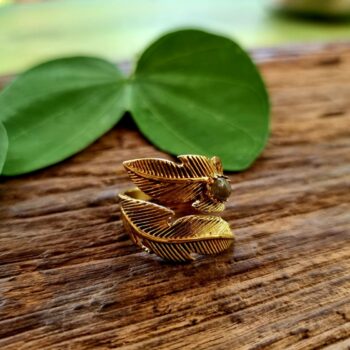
[119, 155, 234, 262]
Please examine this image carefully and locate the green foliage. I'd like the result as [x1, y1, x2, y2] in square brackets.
[0, 122, 8, 173]
[0, 57, 126, 175]
[0, 29, 269, 175]
[131, 30, 269, 170]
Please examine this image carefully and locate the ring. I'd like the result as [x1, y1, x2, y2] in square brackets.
[119, 155, 234, 262]
[123, 154, 232, 213]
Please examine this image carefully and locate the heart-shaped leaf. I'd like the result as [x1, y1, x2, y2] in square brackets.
[0, 29, 269, 175]
[0, 57, 126, 175]
[130, 29, 270, 171]
[0, 122, 8, 174]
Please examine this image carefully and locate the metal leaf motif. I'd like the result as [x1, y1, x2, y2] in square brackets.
[119, 192, 234, 262]
[123, 155, 227, 212]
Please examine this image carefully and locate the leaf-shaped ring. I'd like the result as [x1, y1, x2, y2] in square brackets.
[119, 155, 234, 262]
[123, 155, 232, 213]
[119, 188, 234, 262]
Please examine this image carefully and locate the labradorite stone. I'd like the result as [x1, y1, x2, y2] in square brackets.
[211, 177, 231, 202]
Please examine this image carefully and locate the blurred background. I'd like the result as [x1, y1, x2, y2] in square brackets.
[1, 0, 350, 76]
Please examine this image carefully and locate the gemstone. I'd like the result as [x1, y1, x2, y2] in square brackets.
[211, 177, 231, 202]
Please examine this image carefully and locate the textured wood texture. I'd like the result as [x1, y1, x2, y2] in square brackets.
[1, 43, 350, 349]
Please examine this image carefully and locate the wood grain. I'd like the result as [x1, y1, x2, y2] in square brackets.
[0, 43, 350, 349]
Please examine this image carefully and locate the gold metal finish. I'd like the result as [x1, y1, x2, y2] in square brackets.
[119, 155, 234, 262]
[123, 155, 230, 213]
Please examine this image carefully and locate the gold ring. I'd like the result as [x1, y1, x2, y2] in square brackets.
[119, 155, 234, 262]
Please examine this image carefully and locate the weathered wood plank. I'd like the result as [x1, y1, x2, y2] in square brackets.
[0, 43, 350, 349]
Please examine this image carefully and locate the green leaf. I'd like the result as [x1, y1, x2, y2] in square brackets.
[0, 122, 8, 174]
[0, 29, 269, 175]
[130, 29, 269, 171]
[0, 57, 126, 175]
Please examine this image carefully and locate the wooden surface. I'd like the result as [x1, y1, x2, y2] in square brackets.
[1, 43, 350, 349]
